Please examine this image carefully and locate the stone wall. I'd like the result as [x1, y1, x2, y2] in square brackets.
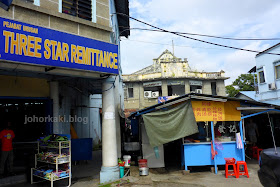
[216, 80, 226, 96]
[124, 78, 227, 116]
[1, 0, 111, 43]
[202, 81, 212, 95]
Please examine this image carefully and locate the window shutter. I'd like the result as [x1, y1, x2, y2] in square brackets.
[62, 0, 92, 21]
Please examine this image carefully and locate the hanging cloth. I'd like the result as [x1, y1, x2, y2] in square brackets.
[211, 141, 218, 160]
[236, 132, 243, 149]
[142, 101, 198, 147]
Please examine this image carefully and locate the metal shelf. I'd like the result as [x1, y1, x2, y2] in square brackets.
[39, 146, 70, 149]
[32, 168, 70, 182]
[31, 140, 71, 187]
[37, 159, 70, 165]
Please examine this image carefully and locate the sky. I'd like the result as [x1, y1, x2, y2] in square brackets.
[120, 0, 280, 85]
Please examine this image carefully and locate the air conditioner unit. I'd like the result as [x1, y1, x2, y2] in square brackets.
[144, 91, 152, 98]
[268, 83, 277, 90]
[152, 91, 159, 98]
[195, 89, 203, 94]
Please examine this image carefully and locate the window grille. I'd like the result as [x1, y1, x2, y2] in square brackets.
[62, 0, 92, 21]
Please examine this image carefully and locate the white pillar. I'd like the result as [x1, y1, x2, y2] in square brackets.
[50, 81, 59, 134]
[100, 77, 119, 183]
[114, 76, 122, 158]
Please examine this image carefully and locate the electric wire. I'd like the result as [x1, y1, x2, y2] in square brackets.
[121, 38, 234, 51]
[115, 13, 280, 56]
[119, 27, 280, 41]
[102, 76, 117, 92]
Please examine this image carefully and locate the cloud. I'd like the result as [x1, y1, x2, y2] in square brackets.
[121, 0, 280, 86]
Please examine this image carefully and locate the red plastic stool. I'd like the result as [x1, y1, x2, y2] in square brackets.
[224, 158, 238, 178]
[252, 146, 258, 159]
[236, 161, 249, 178]
[252, 146, 263, 160]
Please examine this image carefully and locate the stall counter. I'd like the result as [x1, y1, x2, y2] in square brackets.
[181, 121, 245, 174]
[183, 141, 243, 170]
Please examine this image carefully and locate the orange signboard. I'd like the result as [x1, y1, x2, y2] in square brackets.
[191, 101, 241, 122]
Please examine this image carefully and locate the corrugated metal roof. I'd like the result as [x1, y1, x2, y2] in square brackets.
[238, 91, 258, 101]
[129, 92, 280, 118]
[237, 91, 280, 106]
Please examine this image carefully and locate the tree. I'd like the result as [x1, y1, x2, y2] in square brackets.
[225, 85, 239, 97]
[226, 74, 257, 97]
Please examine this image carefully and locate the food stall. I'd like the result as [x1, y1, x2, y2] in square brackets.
[182, 100, 244, 174]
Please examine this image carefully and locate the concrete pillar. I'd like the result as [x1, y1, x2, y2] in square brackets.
[217, 80, 226, 96]
[114, 76, 121, 158]
[100, 77, 119, 183]
[162, 80, 168, 96]
[50, 81, 59, 134]
[203, 81, 212, 95]
[185, 80, 190, 94]
[139, 83, 144, 109]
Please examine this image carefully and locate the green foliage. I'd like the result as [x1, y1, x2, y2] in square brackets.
[225, 85, 239, 97]
[232, 74, 256, 91]
[226, 74, 257, 97]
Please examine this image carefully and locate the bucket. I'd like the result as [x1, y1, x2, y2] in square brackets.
[139, 167, 149, 176]
[119, 166, 124, 178]
[138, 159, 147, 168]
[123, 155, 131, 167]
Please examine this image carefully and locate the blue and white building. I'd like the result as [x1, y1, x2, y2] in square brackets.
[237, 43, 280, 106]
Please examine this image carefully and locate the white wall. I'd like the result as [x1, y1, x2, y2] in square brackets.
[256, 46, 280, 101]
[90, 94, 102, 146]
[57, 80, 92, 137]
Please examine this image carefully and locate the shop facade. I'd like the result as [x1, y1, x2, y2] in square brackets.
[127, 93, 280, 172]
[0, 0, 129, 184]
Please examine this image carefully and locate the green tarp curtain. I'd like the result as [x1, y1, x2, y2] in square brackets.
[142, 101, 198, 147]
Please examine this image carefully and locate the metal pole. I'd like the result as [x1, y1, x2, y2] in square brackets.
[211, 121, 217, 174]
[239, 121, 245, 161]
[267, 112, 278, 155]
[242, 119, 246, 141]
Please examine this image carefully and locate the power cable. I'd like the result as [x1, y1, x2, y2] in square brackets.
[102, 76, 117, 92]
[115, 13, 280, 56]
[119, 26, 280, 41]
[121, 38, 233, 51]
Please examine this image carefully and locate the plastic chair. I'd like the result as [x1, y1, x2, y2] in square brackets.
[224, 158, 238, 178]
[252, 146, 263, 161]
[252, 146, 258, 158]
[236, 161, 249, 178]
